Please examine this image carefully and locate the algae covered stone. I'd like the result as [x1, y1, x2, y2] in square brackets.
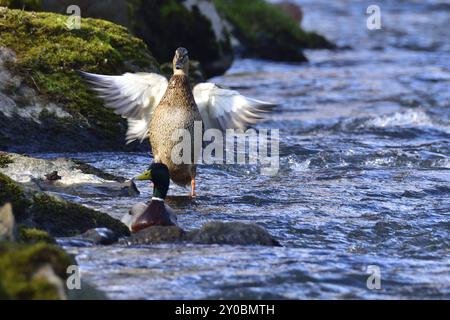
[28, 0, 234, 78]
[18, 226, 56, 244]
[0, 7, 159, 152]
[214, 0, 334, 61]
[187, 221, 281, 246]
[0, 172, 130, 237]
[0, 241, 73, 299]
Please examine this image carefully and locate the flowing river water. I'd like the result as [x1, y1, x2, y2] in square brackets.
[36, 0, 449, 299]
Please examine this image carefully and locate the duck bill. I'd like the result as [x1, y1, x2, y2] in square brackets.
[134, 170, 152, 181]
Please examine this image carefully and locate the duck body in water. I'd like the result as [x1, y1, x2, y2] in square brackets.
[81, 47, 276, 196]
[128, 163, 176, 233]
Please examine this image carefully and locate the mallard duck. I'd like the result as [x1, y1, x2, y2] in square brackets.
[129, 163, 176, 233]
[81, 47, 275, 196]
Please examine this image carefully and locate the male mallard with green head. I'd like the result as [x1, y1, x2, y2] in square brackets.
[81, 47, 275, 197]
[130, 163, 176, 233]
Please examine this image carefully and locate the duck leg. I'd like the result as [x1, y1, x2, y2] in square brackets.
[190, 178, 197, 198]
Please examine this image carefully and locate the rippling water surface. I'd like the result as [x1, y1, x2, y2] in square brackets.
[39, 0, 449, 299]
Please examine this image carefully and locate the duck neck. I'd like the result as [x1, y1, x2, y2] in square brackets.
[152, 183, 168, 202]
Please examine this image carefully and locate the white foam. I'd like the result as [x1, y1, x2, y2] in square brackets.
[366, 109, 432, 128]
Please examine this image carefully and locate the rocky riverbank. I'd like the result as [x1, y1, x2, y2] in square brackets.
[0, 2, 332, 153]
[0, 152, 280, 299]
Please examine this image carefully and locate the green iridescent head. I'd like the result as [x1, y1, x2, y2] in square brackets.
[134, 163, 170, 199]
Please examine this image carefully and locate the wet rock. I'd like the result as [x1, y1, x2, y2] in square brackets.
[0, 242, 74, 300]
[215, 0, 334, 61]
[0, 203, 16, 241]
[57, 227, 119, 247]
[186, 222, 281, 246]
[80, 228, 119, 246]
[121, 226, 185, 245]
[0, 152, 13, 168]
[121, 221, 280, 247]
[121, 202, 178, 231]
[45, 171, 62, 182]
[0, 172, 130, 238]
[0, 153, 139, 198]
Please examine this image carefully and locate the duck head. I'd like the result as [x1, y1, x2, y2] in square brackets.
[173, 47, 189, 76]
[134, 163, 170, 200]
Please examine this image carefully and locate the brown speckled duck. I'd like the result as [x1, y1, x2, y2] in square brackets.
[81, 47, 275, 197]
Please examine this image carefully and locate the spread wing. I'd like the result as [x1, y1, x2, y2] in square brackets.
[193, 83, 276, 131]
[80, 71, 168, 144]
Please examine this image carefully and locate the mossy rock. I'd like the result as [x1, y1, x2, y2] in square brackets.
[0, 241, 73, 299]
[16, 0, 234, 78]
[129, 0, 233, 78]
[18, 226, 56, 244]
[214, 0, 334, 61]
[0, 7, 159, 151]
[0, 172, 30, 220]
[0, 172, 130, 237]
[30, 193, 129, 237]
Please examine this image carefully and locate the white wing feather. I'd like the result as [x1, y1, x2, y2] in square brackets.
[80, 71, 168, 144]
[193, 83, 276, 131]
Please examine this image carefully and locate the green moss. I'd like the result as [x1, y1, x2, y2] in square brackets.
[0, 242, 73, 299]
[214, 0, 334, 61]
[0, 152, 13, 168]
[30, 193, 130, 237]
[129, 0, 232, 77]
[0, 173, 129, 237]
[18, 226, 56, 244]
[0, 173, 30, 220]
[0, 8, 159, 143]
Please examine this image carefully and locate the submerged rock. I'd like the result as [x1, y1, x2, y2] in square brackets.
[58, 227, 119, 247]
[186, 222, 281, 246]
[120, 219, 280, 247]
[122, 226, 186, 245]
[80, 228, 119, 246]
